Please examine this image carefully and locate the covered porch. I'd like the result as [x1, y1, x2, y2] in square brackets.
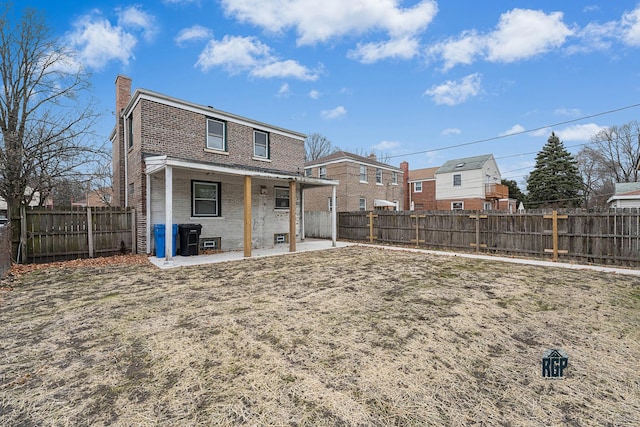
[145, 156, 338, 266]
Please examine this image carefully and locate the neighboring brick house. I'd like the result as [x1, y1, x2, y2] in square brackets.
[72, 187, 113, 208]
[304, 151, 404, 212]
[111, 75, 337, 260]
[403, 154, 516, 211]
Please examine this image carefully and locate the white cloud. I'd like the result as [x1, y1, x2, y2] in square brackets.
[441, 128, 461, 136]
[67, 12, 138, 70]
[348, 37, 419, 63]
[424, 73, 482, 106]
[321, 106, 347, 120]
[531, 127, 552, 137]
[277, 83, 290, 97]
[621, 6, 640, 46]
[428, 9, 572, 70]
[250, 59, 320, 81]
[372, 140, 400, 151]
[556, 123, 607, 141]
[222, 0, 437, 45]
[116, 5, 158, 42]
[175, 25, 213, 46]
[500, 124, 525, 136]
[196, 35, 271, 72]
[308, 90, 321, 99]
[554, 108, 581, 116]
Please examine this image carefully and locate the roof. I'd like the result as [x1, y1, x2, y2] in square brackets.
[614, 182, 640, 195]
[408, 167, 439, 181]
[305, 150, 402, 171]
[436, 154, 494, 174]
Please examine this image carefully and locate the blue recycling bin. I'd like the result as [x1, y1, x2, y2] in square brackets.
[154, 224, 177, 257]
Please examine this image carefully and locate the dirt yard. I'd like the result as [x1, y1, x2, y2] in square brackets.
[1, 246, 639, 426]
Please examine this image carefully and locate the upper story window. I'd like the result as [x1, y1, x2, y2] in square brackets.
[127, 116, 133, 149]
[275, 187, 289, 210]
[376, 168, 383, 184]
[360, 165, 367, 182]
[328, 197, 334, 212]
[254, 130, 269, 159]
[192, 180, 221, 217]
[414, 181, 422, 192]
[206, 118, 226, 151]
[305, 168, 312, 177]
[453, 174, 462, 186]
[319, 166, 327, 178]
[392, 171, 398, 185]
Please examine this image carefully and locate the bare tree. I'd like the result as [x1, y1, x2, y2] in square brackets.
[305, 133, 336, 161]
[0, 5, 103, 218]
[589, 121, 640, 183]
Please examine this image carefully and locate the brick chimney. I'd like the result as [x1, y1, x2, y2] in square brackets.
[113, 75, 132, 207]
[400, 161, 409, 210]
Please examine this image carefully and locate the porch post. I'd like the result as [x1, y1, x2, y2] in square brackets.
[244, 175, 252, 257]
[164, 165, 173, 263]
[300, 186, 305, 241]
[289, 180, 297, 252]
[331, 185, 337, 247]
[146, 172, 151, 254]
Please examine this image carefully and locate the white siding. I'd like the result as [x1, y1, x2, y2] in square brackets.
[436, 169, 484, 199]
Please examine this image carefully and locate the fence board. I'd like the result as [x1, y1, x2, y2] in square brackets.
[337, 209, 640, 268]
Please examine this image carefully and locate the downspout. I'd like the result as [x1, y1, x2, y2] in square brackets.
[123, 112, 129, 207]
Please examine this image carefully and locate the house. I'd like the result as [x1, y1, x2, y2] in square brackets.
[401, 154, 516, 211]
[111, 75, 338, 261]
[303, 151, 404, 212]
[607, 182, 640, 208]
[0, 187, 54, 215]
[71, 187, 113, 208]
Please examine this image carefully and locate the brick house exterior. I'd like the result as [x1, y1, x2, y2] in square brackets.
[111, 75, 337, 260]
[403, 154, 516, 212]
[304, 151, 404, 212]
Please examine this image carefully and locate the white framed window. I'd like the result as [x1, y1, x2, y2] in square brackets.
[192, 180, 221, 217]
[305, 168, 312, 177]
[328, 197, 334, 212]
[127, 116, 134, 149]
[483, 201, 492, 211]
[453, 174, 462, 186]
[414, 182, 422, 192]
[360, 165, 367, 182]
[275, 187, 289, 210]
[392, 171, 398, 185]
[206, 118, 226, 151]
[451, 201, 464, 210]
[359, 198, 366, 211]
[254, 130, 269, 159]
[319, 166, 327, 178]
[376, 168, 383, 184]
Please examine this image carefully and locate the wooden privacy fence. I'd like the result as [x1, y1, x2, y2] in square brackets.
[304, 211, 333, 239]
[15, 206, 135, 264]
[338, 209, 640, 267]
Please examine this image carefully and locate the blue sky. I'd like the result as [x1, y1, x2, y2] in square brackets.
[19, 0, 640, 189]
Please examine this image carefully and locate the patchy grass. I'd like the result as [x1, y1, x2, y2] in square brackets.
[1, 246, 639, 426]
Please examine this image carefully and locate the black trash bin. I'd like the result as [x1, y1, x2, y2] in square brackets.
[178, 224, 202, 256]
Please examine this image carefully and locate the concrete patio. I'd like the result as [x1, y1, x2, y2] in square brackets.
[149, 238, 352, 269]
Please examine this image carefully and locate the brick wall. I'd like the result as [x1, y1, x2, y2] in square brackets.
[410, 180, 437, 210]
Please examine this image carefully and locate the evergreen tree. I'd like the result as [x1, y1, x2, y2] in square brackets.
[526, 132, 583, 208]
[501, 179, 525, 206]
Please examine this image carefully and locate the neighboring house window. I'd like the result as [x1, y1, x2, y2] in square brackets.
[392, 171, 398, 185]
[328, 197, 334, 212]
[128, 183, 134, 195]
[305, 168, 312, 177]
[414, 182, 422, 192]
[275, 187, 289, 210]
[483, 202, 492, 211]
[192, 180, 221, 217]
[206, 118, 226, 151]
[254, 130, 269, 159]
[360, 165, 367, 182]
[453, 174, 462, 186]
[376, 168, 382, 184]
[452, 201, 464, 210]
[128, 116, 133, 149]
[319, 166, 327, 178]
[359, 198, 366, 211]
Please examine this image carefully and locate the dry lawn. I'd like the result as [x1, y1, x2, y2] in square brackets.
[1, 246, 639, 426]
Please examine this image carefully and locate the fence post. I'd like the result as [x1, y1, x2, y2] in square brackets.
[410, 214, 426, 248]
[544, 210, 569, 261]
[368, 211, 378, 243]
[87, 207, 94, 258]
[20, 204, 27, 264]
[469, 211, 488, 253]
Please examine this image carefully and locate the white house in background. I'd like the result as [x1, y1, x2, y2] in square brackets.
[0, 187, 53, 214]
[607, 182, 640, 208]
